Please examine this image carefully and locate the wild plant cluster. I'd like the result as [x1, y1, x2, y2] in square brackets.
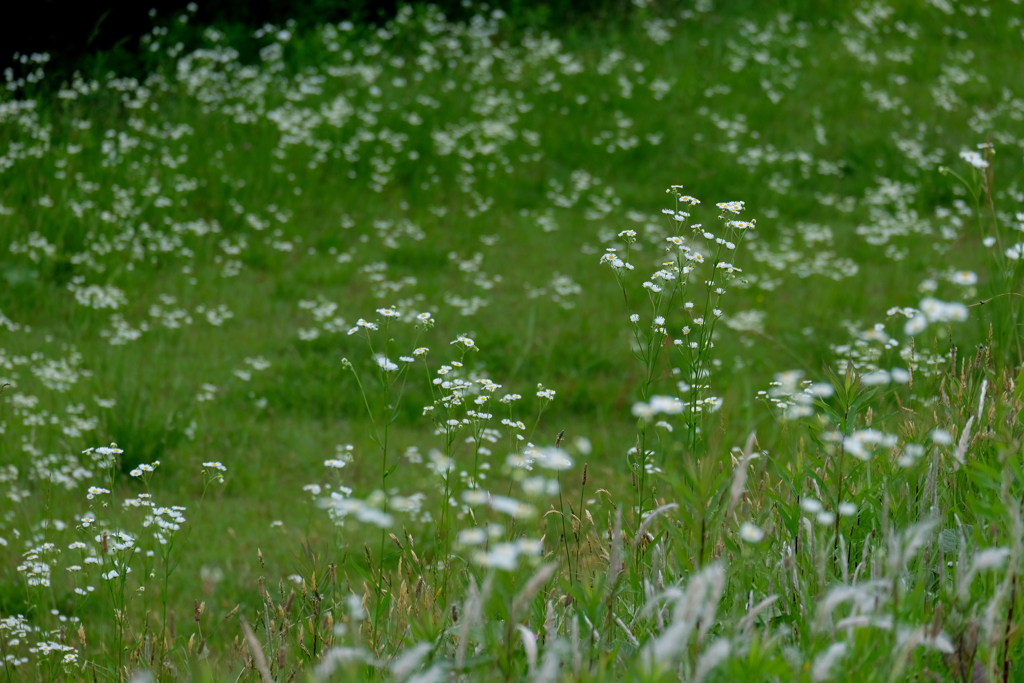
[2, 0, 1024, 681]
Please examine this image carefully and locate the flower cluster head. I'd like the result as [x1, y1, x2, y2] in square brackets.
[347, 318, 379, 335]
[726, 220, 754, 230]
[600, 248, 632, 270]
[842, 428, 898, 462]
[959, 149, 989, 170]
[662, 209, 691, 222]
[903, 297, 969, 336]
[83, 443, 123, 468]
[716, 201, 745, 214]
[325, 445, 353, 469]
[525, 446, 574, 471]
[950, 270, 977, 286]
[632, 395, 684, 419]
[739, 522, 764, 543]
[129, 461, 160, 477]
[536, 384, 556, 400]
[451, 335, 476, 348]
[416, 312, 433, 327]
[473, 538, 542, 571]
[665, 186, 701, 205]
[202, 461, 227, 472]
[375, 307, 400, 319]
[477, 378, 502, 392]
[86, 486, 110, 500]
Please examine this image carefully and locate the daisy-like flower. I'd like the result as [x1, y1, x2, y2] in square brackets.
[959, 149, 989, 170]
[347, 318, 379, 335]
[536, 385, 556, 400]
[951, 270, 977, 285]
[412, 347, 429, 356]
[457, 527, 488, 545]
[376, 308, 400, 318]
[451, 335, 476, 348]
[202, 461, 227, 472]
[716, 201, 745, 214]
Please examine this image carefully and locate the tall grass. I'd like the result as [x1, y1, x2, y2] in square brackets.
[2, 0, 1024, 681]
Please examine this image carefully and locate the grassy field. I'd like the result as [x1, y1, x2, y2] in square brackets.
[2, 0, 1024, 680]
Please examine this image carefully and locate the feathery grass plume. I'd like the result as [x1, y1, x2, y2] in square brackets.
[535, 639, 566, 683]
[641, 562, 725, 669]
[693, 638, 731, 683]
[313, 647, 378, 681]
[632, 503, 678, 550]
[454, 573, 492, 672]
[240, 618, 274, 683]
[952, 415, 974, 470]
[727, 431, 758, 514]
[614, 617, 639, 647]
[512, 563, 557, 624]
[605, 508, 624, 594]
[887, 520, 937, 577]
[811, 642, 847, 682]
[737, 594, 779, 635]
[516, 625, 538, 677]
[389, 642, 433, 680]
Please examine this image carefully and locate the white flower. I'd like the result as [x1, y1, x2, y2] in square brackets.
[474, 542, 520, 571]
[950, 270, 977, 286]
[739, 522, 764, 543]
[457, 528, 488, 545]
[959, 149, 989, 170]
[904, 314, 928, 336]
[530, 447, 574, 471]
[800, 498, 823, 514]
[838, 503, 858, 517]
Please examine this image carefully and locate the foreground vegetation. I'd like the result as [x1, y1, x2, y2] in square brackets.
[2, 0, 1024, 680]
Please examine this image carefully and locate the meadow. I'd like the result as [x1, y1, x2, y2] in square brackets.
[2, 0, 1024, 680]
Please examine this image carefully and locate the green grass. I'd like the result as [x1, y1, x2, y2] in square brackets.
[2, 1, 1024, 681]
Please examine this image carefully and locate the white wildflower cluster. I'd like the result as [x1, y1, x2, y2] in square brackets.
[901, 297, 969, 336]
[603, 189, 753, 436]
[759, 370, 834, 420]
